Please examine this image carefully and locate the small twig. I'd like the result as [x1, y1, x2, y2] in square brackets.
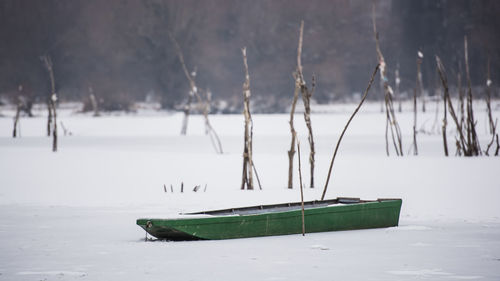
[181, 182, 184, 193]
[321, 64, 379, 200]
[163, 184, 167, 193]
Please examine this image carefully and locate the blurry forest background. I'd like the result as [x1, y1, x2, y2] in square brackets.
[1, 0, 499, 113]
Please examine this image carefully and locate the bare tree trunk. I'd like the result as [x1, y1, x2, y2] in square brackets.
[435, 56, 449, 156]
[288, 21, 304, 189]
[41, 55, 57, 152]
[241, 47, 255, 190]
[300, 69, 315, 187]
[372, 4, 403, 156]
[51, 96, 58, 152]
[495, 134, 500, 156]
[12, 98, 22, 138]
[464, 36, 481, 156]
[88, 86, 100, 117]
[321, 64, 379, 201]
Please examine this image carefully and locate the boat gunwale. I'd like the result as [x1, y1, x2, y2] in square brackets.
[137, 198, 402, 226]
[182, 197, 399, 216]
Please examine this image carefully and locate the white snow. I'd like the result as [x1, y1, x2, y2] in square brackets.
[0, 101, 499, 280]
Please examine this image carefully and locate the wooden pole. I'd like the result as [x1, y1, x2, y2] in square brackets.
[241, 47, 255, 190]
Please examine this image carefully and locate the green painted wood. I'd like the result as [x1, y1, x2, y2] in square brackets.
[137, 199, 402, 240]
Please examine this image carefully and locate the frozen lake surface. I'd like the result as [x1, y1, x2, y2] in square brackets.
[1, 101, 499, 280]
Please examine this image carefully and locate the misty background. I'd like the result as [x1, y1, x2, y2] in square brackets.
[1, 0, 499, 113]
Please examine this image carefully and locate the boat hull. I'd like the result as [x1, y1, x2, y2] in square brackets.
[137, 198, 402, 240]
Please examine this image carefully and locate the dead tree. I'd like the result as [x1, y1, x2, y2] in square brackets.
[169, 32, 223, 154]
[12, 96, 22, 138]
[41, 55, 58, 152]
[296, 22, 316, 188]
[240, 47, 262, 190]
[88, 86, 100, 117]
[372, 4, 403, 156]
[484, 59, 499, 156]
[287, 21, 304, 189]
[41, 55, 54, 136]
[436, 55, 482, 157]
[301, 76, 316, 188]
[321, 65, 379, 200]
[168, 31, 195, 136]
[435, 56, 449, 156]
[464, 36, 481, 155]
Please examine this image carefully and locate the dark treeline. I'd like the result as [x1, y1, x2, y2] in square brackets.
[0, 0, 499, 112]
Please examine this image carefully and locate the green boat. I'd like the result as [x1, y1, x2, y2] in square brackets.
[137, 197, 402, 240]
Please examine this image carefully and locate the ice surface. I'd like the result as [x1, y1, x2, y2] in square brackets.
[0, 101, 499, 280]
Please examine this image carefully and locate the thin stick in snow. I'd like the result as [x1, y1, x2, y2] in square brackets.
[12, 97, 22, 138]
[296, 135, 305, 236]
[41, 54, 58, 152]
[321, 64, 379, 201]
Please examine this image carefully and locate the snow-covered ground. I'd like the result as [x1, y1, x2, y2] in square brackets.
[1, 101, 499, 280]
